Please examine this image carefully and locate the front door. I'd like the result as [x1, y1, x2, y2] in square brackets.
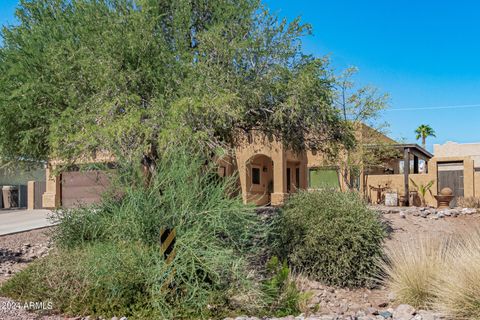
[437, 162, 464, 207]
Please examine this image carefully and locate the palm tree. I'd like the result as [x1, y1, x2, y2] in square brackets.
[415, 124, 436, 149]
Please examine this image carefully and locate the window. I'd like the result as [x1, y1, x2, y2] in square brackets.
[252, 167, 261, 185]
[309, 167, 339, 189]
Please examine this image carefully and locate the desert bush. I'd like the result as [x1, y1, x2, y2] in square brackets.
[52, 147, 258, 250]
[0, 242, 160, 316]
[457, 196, 480, 209]
[433, 231, 480, 319]
[273, 189, 386, 287]
[381, 237, 450, 308]
[1, 144, 269, 319]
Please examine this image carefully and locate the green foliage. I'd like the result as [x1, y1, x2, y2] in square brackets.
[333, 67, 391, 190]
[2, 144, 266, 319]
[273, 189, 386, 287]
[410, 179, 434, 206]
[0, 0, 353, 164]
[261, 256, 304, 317]
[0, 242, 160, 317]
[415, 124, 436, 148]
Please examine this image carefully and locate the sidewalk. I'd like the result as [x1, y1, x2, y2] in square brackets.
[0, 209, 54, 236]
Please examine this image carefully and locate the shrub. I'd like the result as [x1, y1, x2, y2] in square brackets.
[273, 189, 386, 287]
[381, 237, 449, 308]
[2, 144, 267, 319]
[0, 242, 160, 316]
[383, 232, 480, 318]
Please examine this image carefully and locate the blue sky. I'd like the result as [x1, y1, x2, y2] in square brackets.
[264, 0, 480, 151]
[2, 1, 480, 151]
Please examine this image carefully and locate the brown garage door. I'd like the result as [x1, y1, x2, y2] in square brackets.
[61, 171, 110, 208]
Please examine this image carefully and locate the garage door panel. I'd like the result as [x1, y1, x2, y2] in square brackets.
[62, 171, 110, 208]
[62, 173, 109, 186]
[437, 162, 464, 207]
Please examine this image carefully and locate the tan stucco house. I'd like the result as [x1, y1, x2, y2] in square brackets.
[215, 124, 399, 206]
[41, 124, 392, 208]
[41, 128, 480, 209]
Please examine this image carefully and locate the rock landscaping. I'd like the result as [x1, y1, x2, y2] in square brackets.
[0, 228, 52, 284]
[225, 282, 442, 320]
[374, 205, 477, 219]
[225, 304, 442, 320]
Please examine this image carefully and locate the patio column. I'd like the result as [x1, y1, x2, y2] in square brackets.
[404, 147, 410, 206]
[271, 149, 287, 205]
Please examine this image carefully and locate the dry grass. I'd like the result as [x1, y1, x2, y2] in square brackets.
[381, 237, 451, 309]
[383, 231, 480, 319]
[433, 231, 480, 319]
[457, 196, 480, 209]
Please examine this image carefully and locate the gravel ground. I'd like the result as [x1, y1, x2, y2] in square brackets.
[379, 206, 480, 250]
[0, 227, 53, 285]
[0, 228, 62, 320]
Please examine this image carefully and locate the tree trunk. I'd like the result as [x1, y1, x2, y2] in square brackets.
[422, 136, 426, 149]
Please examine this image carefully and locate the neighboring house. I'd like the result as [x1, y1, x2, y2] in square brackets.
[365, 144, 434, 205]
[0, 167, 46, 208]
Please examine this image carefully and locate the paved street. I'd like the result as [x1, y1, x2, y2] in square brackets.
[0, 209, 54, 236]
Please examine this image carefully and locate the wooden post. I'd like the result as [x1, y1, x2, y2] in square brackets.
[404, 147, 410, 206]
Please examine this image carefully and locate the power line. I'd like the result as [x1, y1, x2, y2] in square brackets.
[386, 103, 480, 112]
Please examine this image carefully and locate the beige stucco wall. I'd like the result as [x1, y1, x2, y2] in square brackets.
[475, 172, 480, 198]
[366, 173, 438, 206]
[434, 142, 480, 168]
[366, 156, 476, 206]
[42, 166, 61, 208]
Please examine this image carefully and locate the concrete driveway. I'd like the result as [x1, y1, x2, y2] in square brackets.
[0, 209, 54, 236]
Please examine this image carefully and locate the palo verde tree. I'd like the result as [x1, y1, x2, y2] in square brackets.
[0, 0, 354, 169]
[333, 67, 396, 191]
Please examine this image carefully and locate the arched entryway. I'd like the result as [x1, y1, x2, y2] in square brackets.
[245, 154, 274, 206]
